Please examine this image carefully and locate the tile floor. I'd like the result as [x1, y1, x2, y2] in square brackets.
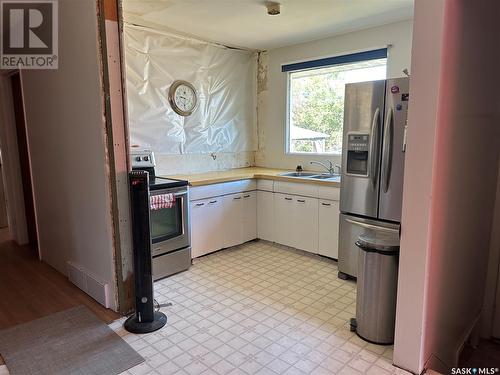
[113, 241, 410, 375]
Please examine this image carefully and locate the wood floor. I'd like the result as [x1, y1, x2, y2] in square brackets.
[459, 338, 500, 368]
[0, 228, 120, 367]
[0, 228, 119, 330]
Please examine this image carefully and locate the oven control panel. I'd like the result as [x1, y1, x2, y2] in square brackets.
[131, 149, 156, 169]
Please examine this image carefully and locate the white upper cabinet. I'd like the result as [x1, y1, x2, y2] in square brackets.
[318, 199, 340, 259]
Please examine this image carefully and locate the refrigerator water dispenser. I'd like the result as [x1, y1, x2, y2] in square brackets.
[346, 133, 369, 176]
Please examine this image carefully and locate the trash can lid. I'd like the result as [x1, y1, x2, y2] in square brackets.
[356, 231, 400, 253]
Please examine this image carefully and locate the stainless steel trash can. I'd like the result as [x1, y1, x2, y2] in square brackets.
[353, 231, 400, 345]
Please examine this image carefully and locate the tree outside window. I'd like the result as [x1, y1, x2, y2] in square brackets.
[287, 58, 387, 154]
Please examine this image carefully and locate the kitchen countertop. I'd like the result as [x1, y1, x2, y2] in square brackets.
[162, 167, 341, 187]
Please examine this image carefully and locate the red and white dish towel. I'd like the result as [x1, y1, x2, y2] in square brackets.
[150, 193, 176, 210]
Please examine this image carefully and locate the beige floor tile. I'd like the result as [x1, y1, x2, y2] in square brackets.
[112, 241, 412, 375]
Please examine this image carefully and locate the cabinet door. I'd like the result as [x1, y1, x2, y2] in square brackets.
[222, 193, 244, 248]
[318, 199, 340, 259]
[257, 190, 274, 241]
[293, 196, 319, 253]
[190, 198, 224, 258]
[242, 191, 257, 243]
[206, 197, 225, 252]
[190, 199, 210, 258]
[274, 193, 295, 247]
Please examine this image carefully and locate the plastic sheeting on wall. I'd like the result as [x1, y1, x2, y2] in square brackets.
[124, 24, 257, 154]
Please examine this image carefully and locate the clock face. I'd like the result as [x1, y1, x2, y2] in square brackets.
[168, 80, 198, 116]
[174, 84, 196, 112]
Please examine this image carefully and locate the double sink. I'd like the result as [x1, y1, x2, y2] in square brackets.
[279, 171, 341, 182]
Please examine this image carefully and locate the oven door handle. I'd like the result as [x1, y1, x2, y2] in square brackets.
[174, 190, 188, 197]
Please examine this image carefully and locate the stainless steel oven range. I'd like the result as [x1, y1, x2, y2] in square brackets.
[131, 149, 191, 280]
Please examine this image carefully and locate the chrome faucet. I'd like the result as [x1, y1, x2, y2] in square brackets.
[310, 160, 341, 175]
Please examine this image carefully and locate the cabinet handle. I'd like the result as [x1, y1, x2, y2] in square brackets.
[321, 203, 331, 206]
[209, 200, 217, 204]
[284, 197, 292, 201]
[233, 196, 242, 200]
[195, 203, 205, 206]
[297, 199, 306, 203]
[243, 195, 250, 198]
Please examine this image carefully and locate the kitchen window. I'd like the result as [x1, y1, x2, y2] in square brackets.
[284, 49, 388, 155]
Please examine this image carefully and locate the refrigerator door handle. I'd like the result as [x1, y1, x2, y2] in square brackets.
[345, 218, 400, 233]
[369, 107, 381, 187]
[382, 108, 394, 193]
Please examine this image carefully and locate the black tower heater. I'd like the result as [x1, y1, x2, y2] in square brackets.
[124, 170, 167, 333]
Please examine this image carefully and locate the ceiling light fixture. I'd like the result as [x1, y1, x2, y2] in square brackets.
[266, 1, 281, 15]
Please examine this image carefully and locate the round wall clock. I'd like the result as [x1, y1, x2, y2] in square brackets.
[168, 80, 198, 116]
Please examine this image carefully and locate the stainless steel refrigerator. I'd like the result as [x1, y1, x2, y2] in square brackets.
[338, 77, 409, 279]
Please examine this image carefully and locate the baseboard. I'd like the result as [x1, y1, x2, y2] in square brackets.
[67, 261, 110, 308]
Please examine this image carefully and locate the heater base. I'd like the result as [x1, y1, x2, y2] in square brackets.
[124, 311, 167, 334]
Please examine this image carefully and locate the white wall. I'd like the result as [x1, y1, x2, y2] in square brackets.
[393, 2, 446, 372]
[255, 20, 413, 172]
[19, 0, 117, 309]
[394, 0, 500, 372]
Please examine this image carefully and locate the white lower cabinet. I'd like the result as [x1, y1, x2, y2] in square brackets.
[222, 193, 244, 248]
[273, 193, 318, 253]
[242, 191, 257, 243]
[191, 191, 257, 258]
[257, 190, 274, 241]
[190, 180, 340, 260]
[293, 196, 319, 253]
[274, 193, 295, 247]
[190, 198, 224, 258]
[318, 199, 340, 259]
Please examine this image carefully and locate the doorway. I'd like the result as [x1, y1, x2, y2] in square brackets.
[9, 73, 37, 250]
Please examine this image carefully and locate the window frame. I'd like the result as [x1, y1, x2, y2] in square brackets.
[284, 48, 388, 156]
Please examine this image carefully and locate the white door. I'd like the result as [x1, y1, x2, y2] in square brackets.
[242, 191, 257, 243]
[222, 193, 244, 248]
[257, 190, 274, 241]
[318, 199, 340, 259]
[293, 196, 319, 253]
[274, 193, 294, 247]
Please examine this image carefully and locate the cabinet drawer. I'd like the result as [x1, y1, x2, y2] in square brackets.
[256, 179, 274, 192]
[274, 181, 319, 198]
[190, 179, 256, 200]
[318, 186, 340, 201]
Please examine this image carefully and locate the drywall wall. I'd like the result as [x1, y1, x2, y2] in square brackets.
[394, 0, 500, 372]
[19, 0, 117, 309]
[393, 2, 445, 372]
[123, 24, 257, 175]
[422, 0, 500, 369]
[255, 20, 413, 172]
